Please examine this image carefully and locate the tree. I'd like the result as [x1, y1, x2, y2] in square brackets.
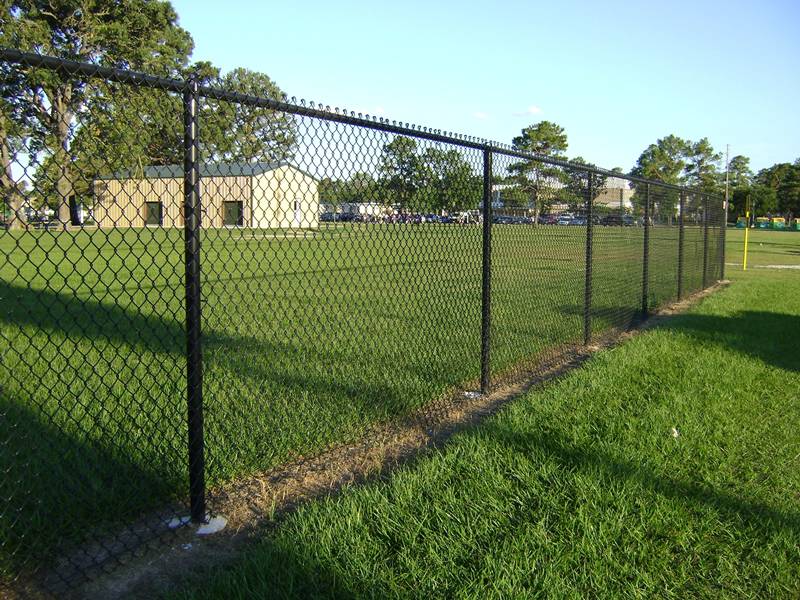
[754, 161, 799, 218]
[1, 0, 194, 227]
[750, 184, 778, 217]
[1, 62, 32, 228]
[415, 148, 479, 213]
[565, 156, 607, 212]
[684, 137, 722, 193]
[724, 154, 753, 220]
[507, 121, 568, 223]
[201, 68, 296, 163]
[378, 136, 418, 210]
[630, 135, 722, 222]
[630, 135, 689, 185]
[777, 160, 800, 219]
[319, 172, 378, 208]
[726, 155, 752, 189]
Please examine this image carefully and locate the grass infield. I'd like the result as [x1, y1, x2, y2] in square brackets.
[1, 221, 718, 575]
[170, 229, 799, 599]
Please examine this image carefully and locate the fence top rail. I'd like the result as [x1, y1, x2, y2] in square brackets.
[1, 47, 721, 198]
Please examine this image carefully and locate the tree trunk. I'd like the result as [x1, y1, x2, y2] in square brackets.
[52, 85, 74, 229]
[531, 189, 540, 227]
[0, 120, 26, 230]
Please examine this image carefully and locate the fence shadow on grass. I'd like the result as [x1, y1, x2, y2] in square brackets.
[482, 420, 800, 538]
[0, 397, 175, 584]
[0, 279, 408, 580]
[661, 310, 800, 373]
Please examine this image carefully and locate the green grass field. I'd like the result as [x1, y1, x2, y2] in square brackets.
[168, 228, 800, 599]
[0, 221, 719, 576]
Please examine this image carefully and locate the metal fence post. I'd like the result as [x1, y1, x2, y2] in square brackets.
[480, 148, 493, 395]
[584, 172, 593, 345]
[677, 191, 685, 300]
[702, 193, 709, 289]
[183, 73, 206, 524]
[721, 194, 727, 280]
[641, 183, 650, 316]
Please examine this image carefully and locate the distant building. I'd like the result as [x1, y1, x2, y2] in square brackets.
[93, 161, 319, 229]
[595, 177, 634, 212]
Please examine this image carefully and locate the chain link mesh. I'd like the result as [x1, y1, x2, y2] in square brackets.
[0, 50, 726, 593]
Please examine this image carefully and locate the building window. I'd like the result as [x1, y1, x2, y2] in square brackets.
[145, 201, 163, 226]
[223, 201, 243, 226]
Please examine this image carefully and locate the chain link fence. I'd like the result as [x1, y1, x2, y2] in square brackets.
[0, 49, 726, 592]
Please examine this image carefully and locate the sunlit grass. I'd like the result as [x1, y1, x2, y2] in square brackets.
[171, 229, 800, 598]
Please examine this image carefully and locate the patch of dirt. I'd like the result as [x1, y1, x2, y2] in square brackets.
[4, 281, 729, 600]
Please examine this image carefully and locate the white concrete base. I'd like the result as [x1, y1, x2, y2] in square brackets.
[167, 515, 192, 529]
[196, 515, 227, 535]
[166, 513, 227, 535]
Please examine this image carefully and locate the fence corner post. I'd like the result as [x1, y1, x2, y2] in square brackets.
[480, 147, 493, 395]
[584, 172, 593, 345]
[721, 193, 728, 280]
[183, 72, 206, 524]
[677, 191, 685, 300]
[702, 193, 709, 289]
[641, 182, 650, 317]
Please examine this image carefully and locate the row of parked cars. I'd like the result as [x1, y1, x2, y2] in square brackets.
[321, 212, 467, 224]
[320, 212, 638, 226]
[495, 213, 637, 226]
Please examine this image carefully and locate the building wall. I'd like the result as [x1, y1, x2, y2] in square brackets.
[94, 167, 318, 229]
[253, 166, 319, 229]
[595, 187, 634, 211]
[93, 178, 183, 228]
[201, 176, 252, 228]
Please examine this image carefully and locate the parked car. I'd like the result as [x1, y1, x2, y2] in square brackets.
[570, 216, 587, 226]
[599, 214, 634, 226]
[320, 212, 336, 222]
[539, 214, 559, 225]
[492, 215, 515, 225]
[557, 215, 573, 226]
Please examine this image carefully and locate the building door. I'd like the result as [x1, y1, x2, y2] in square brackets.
[223, 201, 243, 226]
[293, 199, 302, 226]
[145, 201, 162, 226]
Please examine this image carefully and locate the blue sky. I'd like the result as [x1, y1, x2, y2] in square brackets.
[172, 0, 799, 173]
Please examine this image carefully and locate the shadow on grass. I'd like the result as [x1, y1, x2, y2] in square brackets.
[171, 538, 364, 600]
[0, 280, 410, 579]
[483, 420, 800, 537]
[558, 302, 642, 332]
[662, 310, 800, 373]
[0, 398, 176, 582]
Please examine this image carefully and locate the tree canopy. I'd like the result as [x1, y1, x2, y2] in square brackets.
[1, 0, 295, 228]
[375, 137, 479, 213]
[507, 121, 569, 220]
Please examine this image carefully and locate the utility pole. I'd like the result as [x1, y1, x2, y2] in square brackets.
[725, 145, 730, 211]
[723, 144, 729, 278]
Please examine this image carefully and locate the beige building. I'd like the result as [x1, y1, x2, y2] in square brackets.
[93, 161, 319, 229]
[595, 176, 634, 212]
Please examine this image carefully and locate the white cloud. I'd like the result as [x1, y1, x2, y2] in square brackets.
[513, 105, 543, 117]
[472, 111, 490, 120]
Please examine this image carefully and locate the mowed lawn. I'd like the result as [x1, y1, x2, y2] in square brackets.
[170, 229, 800, 599]
[0, 221, 712, 574]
